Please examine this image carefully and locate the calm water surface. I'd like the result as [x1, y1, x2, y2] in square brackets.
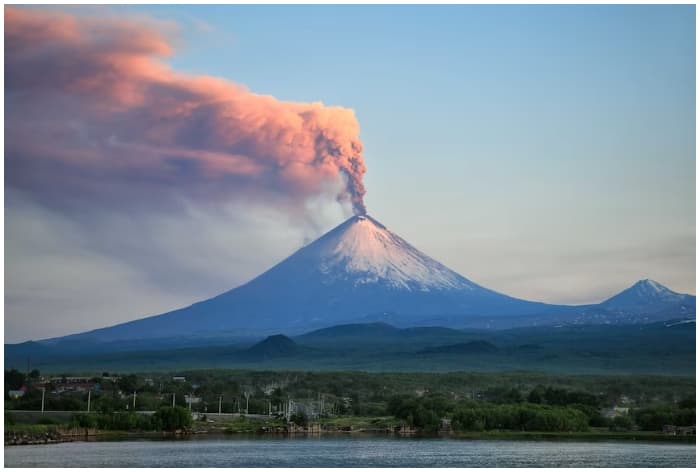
[4, 436, 696, 468]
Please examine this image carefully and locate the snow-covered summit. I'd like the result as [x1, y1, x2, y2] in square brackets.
[606, 278, 684, 302]
[306, 214, 478, 291]
[631, 279, 678, 298]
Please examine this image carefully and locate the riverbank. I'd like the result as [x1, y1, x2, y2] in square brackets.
[6, 421, 695, 447]
[218, 416, 697, 443]
[4, 425, 113, 446]
[452, 430, 696, 443]
[4, 424, 194, 446]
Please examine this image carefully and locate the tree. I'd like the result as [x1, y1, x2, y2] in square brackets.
[118, 374, 138, 393]
[486, 387, 523, 404]
[5, 369, 25, 391]
[610, 415, 632, 431]
[678, 396, 695, 410]
[290, 412, 308, 427]
[528, 385, 546, 404]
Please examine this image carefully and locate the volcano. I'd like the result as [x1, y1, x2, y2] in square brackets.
[56, 215, 554, 342]
[49, 214, 694, 344]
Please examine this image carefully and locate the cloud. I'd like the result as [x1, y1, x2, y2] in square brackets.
[4, 7, 367, 342]
[5, 6, 367, 216]
[5, 188, 346, 342]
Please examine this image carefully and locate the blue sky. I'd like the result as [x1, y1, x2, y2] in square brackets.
[5, 5, 696, 341]
[131, 4, 696, 293]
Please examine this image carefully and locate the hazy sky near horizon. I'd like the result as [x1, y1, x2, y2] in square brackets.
[5, 5, 696, 343]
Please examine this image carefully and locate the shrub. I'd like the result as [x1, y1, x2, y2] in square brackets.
[610, 415, 633, 431]
[36, 417, 59, 425]
[290, 412, 308, 427]
[152, 406, 192, 431]
[71, 413, 98, 428]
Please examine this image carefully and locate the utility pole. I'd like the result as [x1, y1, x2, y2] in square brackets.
[218, 395, 222, 415]
[268, 400, 271, 417]
[244, 392, 250, 415]
[41, 387, 45, 414]
[87, 390, 91, 413]
[133, 391, 136, 410]
[172, 393, 175, 408]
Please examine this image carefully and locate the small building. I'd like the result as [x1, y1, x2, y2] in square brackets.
[184, 394, 201, 405]
[618, 395, 632, 405]
[8, 390, 25, 399]
[172, 376, 186, 382]
[54, 381, 98, 394]
[678, 426, 696, 436]
[663, 425, 696, 435]
[439, 418, 452, 432]
[602, 406, 629, 418]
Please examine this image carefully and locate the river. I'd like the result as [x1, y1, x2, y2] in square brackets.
[4, 436, 696, 467]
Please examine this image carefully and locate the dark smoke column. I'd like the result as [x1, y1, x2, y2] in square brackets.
[319, 131, 366, 215]
[347, 152, 367, 215]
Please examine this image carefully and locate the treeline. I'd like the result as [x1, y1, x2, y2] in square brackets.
[171, 369, 695, 411]
[71, 406, 192, 432]
[387, 391, 589, 432]
[386, 386, 695, 433]
[452, 403, 589, 432]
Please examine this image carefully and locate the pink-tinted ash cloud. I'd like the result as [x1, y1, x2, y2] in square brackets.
[5, 7, 367, 215]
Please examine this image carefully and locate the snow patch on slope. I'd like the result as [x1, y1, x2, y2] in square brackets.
[633, 279, 679, 299]
[311, 215, 477, 291]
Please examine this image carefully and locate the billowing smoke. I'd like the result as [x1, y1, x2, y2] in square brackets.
[5, 7, 367, 215]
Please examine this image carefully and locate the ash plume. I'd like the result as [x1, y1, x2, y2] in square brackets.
[4, 7, 368, 216]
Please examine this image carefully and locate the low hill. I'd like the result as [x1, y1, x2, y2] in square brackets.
[419, 340, 499, 355]
[242, 335, 304, 359]
[4, 319, 695, 376]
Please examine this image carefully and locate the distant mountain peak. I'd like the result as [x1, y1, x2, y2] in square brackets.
[601, 279, 693, 314]
[618, 279, 681, 300]
[631, 279, 674, 295]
